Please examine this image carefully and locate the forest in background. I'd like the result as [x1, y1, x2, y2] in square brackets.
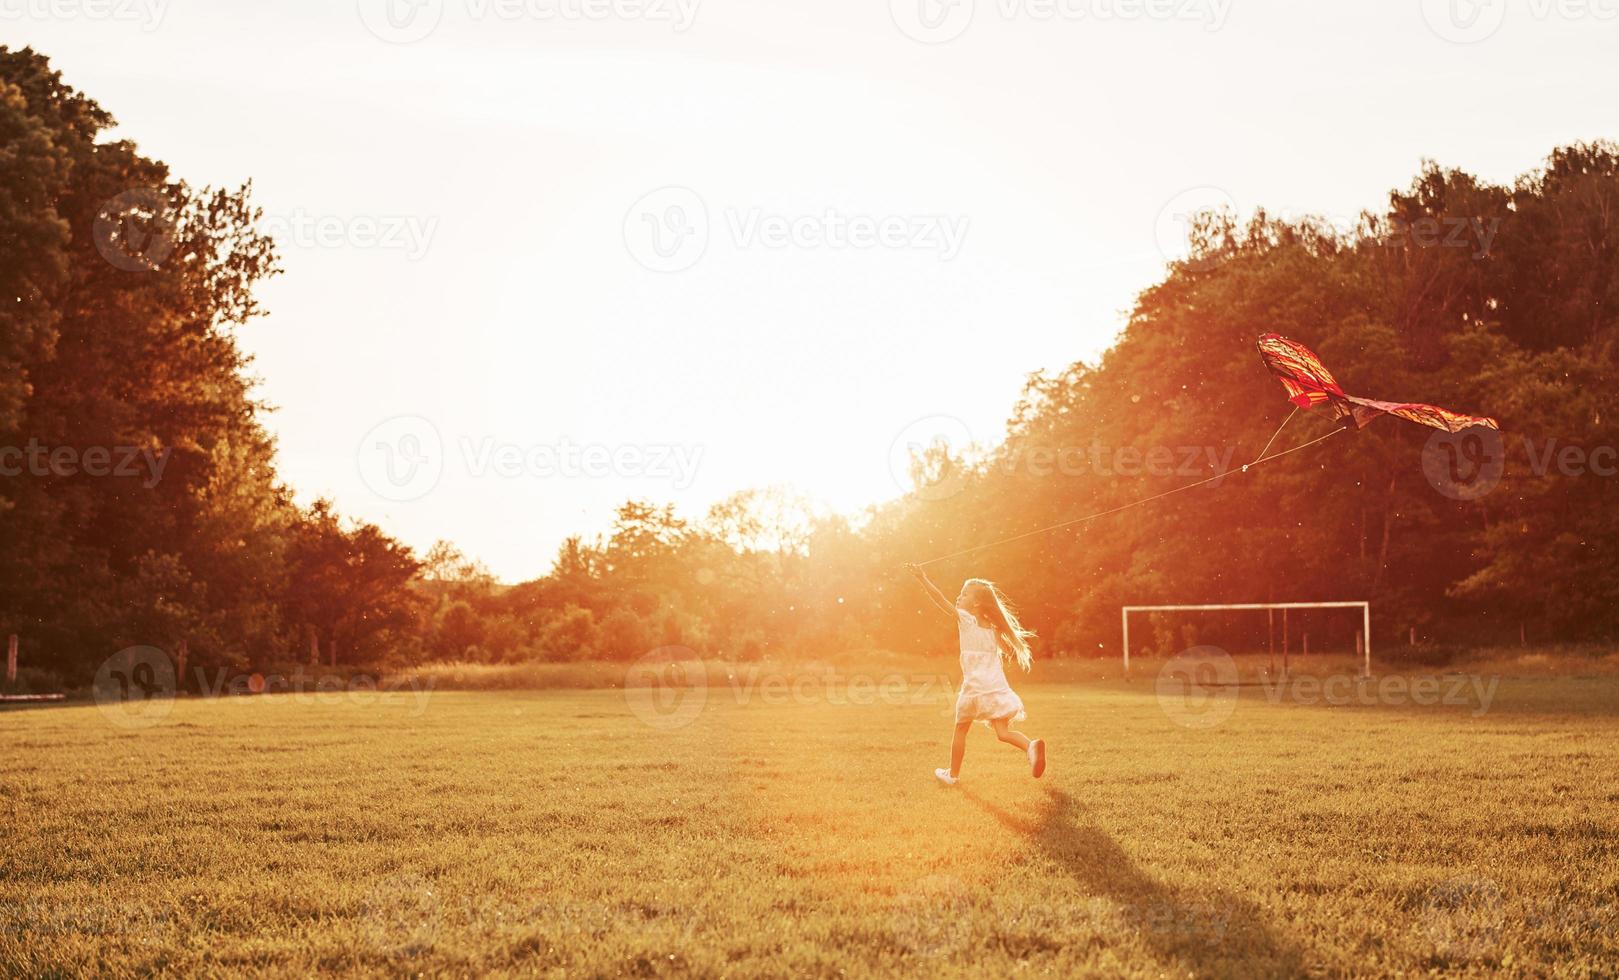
[2, 46, 1615, 687]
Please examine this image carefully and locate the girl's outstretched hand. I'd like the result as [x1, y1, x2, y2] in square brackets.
[904, 562, 927, 582]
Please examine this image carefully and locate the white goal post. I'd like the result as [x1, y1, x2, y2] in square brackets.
[1122, 602, 1371, 678]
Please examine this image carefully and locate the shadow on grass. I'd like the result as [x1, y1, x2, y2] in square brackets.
[958, 786, 1311, 978]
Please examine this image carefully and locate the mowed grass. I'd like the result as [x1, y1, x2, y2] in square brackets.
[3, 671, 1617, 977]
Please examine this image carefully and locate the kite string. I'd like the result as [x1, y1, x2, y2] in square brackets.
[1248, 405, 1298, 469]
[915, 424, 1345, 568]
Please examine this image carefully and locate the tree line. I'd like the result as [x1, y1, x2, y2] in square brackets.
[3, 46, 1614, 687]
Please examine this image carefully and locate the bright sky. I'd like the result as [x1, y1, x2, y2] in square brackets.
[11, 0, 1617, 579]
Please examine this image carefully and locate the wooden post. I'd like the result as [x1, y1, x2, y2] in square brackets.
[310, 629, 319, 666]
[5, 635, 16, 684]
[330, 637, 337, 668]
[1409, 626, 1416, 647]
[1302, 632, 1309, 657]
[1520, 622, 1527, 648]
[175, 640, 188, 693]
[1355, 629, 1363, 657]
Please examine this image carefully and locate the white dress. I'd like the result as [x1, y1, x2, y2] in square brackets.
[954, 608, 1026, 724]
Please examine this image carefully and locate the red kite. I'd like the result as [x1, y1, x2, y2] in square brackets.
[1256, 333, 1498, 433]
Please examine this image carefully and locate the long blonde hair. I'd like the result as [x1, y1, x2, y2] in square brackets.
[962, 578, 1036, 672]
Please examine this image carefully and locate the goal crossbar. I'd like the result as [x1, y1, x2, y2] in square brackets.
[1122, 601, 1371, 677]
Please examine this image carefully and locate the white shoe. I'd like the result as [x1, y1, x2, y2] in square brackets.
[934, 767, 958, 786]
[1028, 739, 1046, 779]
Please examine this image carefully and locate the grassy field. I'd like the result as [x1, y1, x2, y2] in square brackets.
[3, 667, 1617, 977]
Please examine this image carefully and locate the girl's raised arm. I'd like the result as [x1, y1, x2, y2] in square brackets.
[905, 564, 959, 621]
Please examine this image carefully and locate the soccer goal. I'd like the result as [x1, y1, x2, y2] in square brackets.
[1121, 601, 1371, 678]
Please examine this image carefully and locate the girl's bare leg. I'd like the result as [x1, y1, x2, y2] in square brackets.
[990, 717, 1031, 751]
[949, 720, 972, 777]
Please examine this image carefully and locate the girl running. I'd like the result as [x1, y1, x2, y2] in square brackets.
[905, 563, 1046, 785]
